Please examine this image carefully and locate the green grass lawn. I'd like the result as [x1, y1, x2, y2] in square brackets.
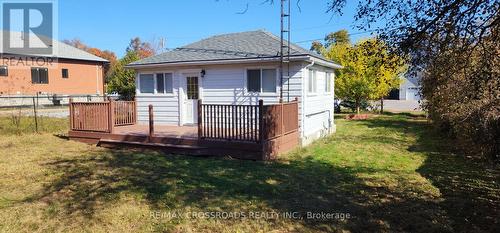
[0, 113, 498, 232]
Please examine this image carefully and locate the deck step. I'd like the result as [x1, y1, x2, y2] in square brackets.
[98, 139, 208, 150]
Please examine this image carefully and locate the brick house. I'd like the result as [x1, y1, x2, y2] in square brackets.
[0, 31, 108, 96]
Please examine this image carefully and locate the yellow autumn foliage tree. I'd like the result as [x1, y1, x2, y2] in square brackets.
[323, 36, 406, 114]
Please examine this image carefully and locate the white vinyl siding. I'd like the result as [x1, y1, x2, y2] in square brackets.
[136, 72, 180, 125]
[302, 65, 336, 145]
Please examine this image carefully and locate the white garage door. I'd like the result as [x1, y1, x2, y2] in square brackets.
[406, 87, 421, 101]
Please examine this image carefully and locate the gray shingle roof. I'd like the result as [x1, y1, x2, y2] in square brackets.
[130, 30, 333, 66]
[0, 31, 108, 62]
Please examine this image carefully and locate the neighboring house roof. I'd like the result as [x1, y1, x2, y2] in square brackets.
[129, 30, 340, 68]
[0, 31, 108, 63]
[401, 75, 421, 88]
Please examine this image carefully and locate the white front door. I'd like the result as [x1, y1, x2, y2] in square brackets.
[183, 76, 199, 125]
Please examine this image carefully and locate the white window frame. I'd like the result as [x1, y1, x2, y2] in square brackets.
[325, 72, 332, 94]
[244, 67, 278, 95]
[138, 72, 175, 95]
[155, 72, 174, 95]
[308, 69, 317, 95]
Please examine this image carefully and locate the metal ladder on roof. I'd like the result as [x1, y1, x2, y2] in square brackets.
[280, 0, 291, 102]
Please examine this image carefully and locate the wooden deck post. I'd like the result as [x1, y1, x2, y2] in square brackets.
[133, 97, 138, 124]
[69, 97, 73, 131]
[108, 97, 115, 133]
[258, 99, 264, 143]
[149, 104, 154, 137]
[197, 99, 203, 139]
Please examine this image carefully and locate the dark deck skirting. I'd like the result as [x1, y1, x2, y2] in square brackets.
[68, 129, 298, 160]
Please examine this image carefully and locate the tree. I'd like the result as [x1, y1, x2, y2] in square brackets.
[324, 29, 350, 47]
[321, 31, 405, 114]
[106, 51, 140, 100]
[360, 39, 406, 113]
[326, 0, 499, 159]
[310, 41, 324, 54]
[63, 38, 118, 79]
[126, 37, 155, 59]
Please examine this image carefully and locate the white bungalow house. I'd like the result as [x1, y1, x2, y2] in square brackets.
[127, 30, 342, 146]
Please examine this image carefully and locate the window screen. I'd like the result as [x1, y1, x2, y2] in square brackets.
[62, 69, 69, 78]
[139, 74, 154, 93]
[247, 69, 261, 92]
[164, 73, 173, 93]
[156, 73, 165, 93]
[0, 66, 7, 76]
[262, 69, 276, 93]
[31, 67, 49, 84]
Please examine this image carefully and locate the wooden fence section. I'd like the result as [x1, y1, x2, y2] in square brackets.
[70, 101, 111, 132]
[114, 101, 137, 126]
[199, 100, 262, 142]
[69, 99, 137, 133]
[262, 99, 299, 140]
[198, 99, 299, 144]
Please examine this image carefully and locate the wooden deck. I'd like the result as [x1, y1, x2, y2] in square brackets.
[114, 125, 198, 138]
[68, 99, 300, 160]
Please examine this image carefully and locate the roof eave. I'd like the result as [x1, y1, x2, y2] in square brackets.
[308, 56, 343, 69]
[126, 55, 312, 69]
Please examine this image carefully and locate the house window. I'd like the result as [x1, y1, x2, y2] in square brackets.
[62, 68, 69, 78]
[308, 69, 317, 93]
[0, 66, 7, 76]
[247, 69, 276, 93]
[156, 73, 173, 94]
[325, 72, 331, 92]
[31, 67, 49, 84]
[139, 74, 154, 93]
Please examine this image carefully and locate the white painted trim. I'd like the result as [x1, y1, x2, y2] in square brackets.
[127, 56, 311, 69]
[178, 73, 201, 125]
[307, 69, 318, 96]
[179, 69, 202, 74]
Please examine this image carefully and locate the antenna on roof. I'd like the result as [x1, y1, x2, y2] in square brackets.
[280, 0, 291, 102]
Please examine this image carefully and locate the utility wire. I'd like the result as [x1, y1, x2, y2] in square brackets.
[293, 27, 402, 44]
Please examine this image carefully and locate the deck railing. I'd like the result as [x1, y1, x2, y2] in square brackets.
[69, 97, 298, 144]
[198, 99, 299, 143]
[114, 101, 137, 126]
[69, 98, 136, 133]
[199, 100, 262, 142]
